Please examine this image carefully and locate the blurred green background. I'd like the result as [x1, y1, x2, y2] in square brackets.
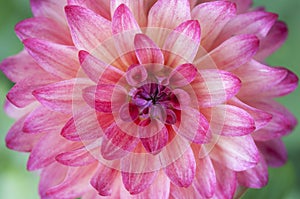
[0, 0, 299, 198]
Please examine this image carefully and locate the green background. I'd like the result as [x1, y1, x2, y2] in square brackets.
[0, 0, 299, 198]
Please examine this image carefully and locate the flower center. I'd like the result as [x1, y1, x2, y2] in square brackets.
[129, 83, 179, 125]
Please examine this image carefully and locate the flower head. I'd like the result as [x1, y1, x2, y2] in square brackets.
[1, 0, 298, 198]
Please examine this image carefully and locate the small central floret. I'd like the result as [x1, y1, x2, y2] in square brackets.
[129, 83, 179, 125]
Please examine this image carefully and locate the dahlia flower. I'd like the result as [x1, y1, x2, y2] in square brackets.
[1, 0, 298, 198]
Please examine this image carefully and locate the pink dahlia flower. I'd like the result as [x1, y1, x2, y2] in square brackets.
[1, 0, 298, 198]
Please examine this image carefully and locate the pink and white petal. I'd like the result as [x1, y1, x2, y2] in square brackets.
[248, 100, 297, 141]
[33, 78, 92, 114]
[170, 183, 202, 199]
[65, 5, 112, 50]
[111, 0, 156, 27]
[101, 122, 139, 160]
[193, 155, 216, 198]
[237, 154, 268, 188]
[203, 104, 256, 136]
[125, 64, 148, 87]
[228, 97, 272, 130]
[6, 75, 58, 108]
[164, 146, 196, 188]
[23, 38, 80, 79]
[147, 0, 191, 46]
[121, 171, 158, 195]
[255, 21, 288, 61]
[140, 126, 168, 154]
[210, 135, 259, 171]
[215, 10, 277, 46]
[112, 4, 141, 66]
[5, 116, 44, 152]
[45, 163, 98, 199]
[163, 20, 200, 66]
[79, 50, 124, 84]
[191, 69, 241, 107]
[196, 34, 259, 71]
[30, 0, 68, 26]
[61, 106, 103, 141]
[15, 17, 72, 44]
[27, 132, 79, 171]
[192, 1, 236, 50]
[23, 106, 69, 134]
[229, 0, 252, 13]
[134, 34, 164, 65]
[39, 162, 69, 198]
[90, 163, 119, 196]
[256, 139, 287, 167]
[56, 145, 97, 166]
[212, 161, 237, 199]
[4, 99, 37, 120]
[68, 0, 111, 20]
[0, 50, 46, 83]
[169, 63, 198, 87]
[173, 108, 210, 144]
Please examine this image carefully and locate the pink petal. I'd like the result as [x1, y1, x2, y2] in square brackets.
[237, 155, 268, 188]
[256, 139, 287, 167]
[33, 78, 92, 114]
[192, 1, 236, 50]
[79, 50, 124, 83]
[134, 33, 164, 65]
[68, 0, 111, 20]
[146, 0, 191, 47]
[15, 17, 72, 44]
[173, 108, 210, 144]
[169, 63, 198, 87]
[170, 183, 201, 199]
[3, 99, 37, 120]
[163, 20, 200, 65]
[65, 5, 111, 50]
[0, 50, 46, 83]
[191, 69, 241, 107]
[111, 0, 156, 27]
[196, 34, 259, 71]
[101, 122, 139, 160]
[213, 161, 237, 199]
[91, 164, 119, 196]
[45, 163, 97, 199]
[215, 11, 277, 45]
[193, 155, 216, 198]
[23, 38, 80, 79]
[203, 104, 256, 136]
[164, 147, 196, 187]
[248, 100, 297, 141]
[23, 106, 69, 134]
[125, 64, 148, 86]
[228, 97, 272, 130]
[5, 116, 44, 152]
[255, 21, 288, 60]
[235, 60, 298, 98]
[122, 171, 158, 195]
[112, 4, 141, 66]
[6, 75, 58, 108]
[210, 135, 259, 171]
[27, 132, 78, 171]
[30, 0, 68, 26]
[229, 0, 252, 13]
[140, 126, 168, 154]
[61, 106, 103, 141]
[56, 145, 97, 166]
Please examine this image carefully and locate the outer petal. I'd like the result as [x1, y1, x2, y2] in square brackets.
[164, 147, 196, 188]
[15, 17, 72, 44]
[163, 20, 201, 66]
[229, 0, 252, 13]
[210, 135, 259, 171]
[203, 104, 256, 136]
[237, 155, 269, 188]
[256, 139, 287, 167]
[192, 1, 236, 50]
[191, 69, 241, 107]
[195, 34, 259, 71]
[23, 38, 80, 79]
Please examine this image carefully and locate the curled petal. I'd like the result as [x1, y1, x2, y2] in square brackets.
[168, 63, 198, 87]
